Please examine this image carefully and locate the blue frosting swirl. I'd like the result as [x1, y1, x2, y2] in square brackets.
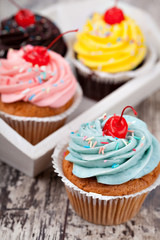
[66, 115, 160, 185]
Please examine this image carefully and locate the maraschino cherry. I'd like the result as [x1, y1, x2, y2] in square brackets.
[23, 29, 78, 66]
[9, 0, 35, 27]
[103, 106, 137, 139]
[15, 9, 35, 28]
[104, 0, 125, 25]
[23, 46, 49, 66]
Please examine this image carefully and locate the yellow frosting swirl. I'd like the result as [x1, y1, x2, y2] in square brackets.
[74, 13, 147, 73]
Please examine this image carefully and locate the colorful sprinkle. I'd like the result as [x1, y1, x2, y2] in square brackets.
[117, 37, 121, 42]
[41, 72, 47, 80]
[122, 139, 127, 146]
[140, 143, 144, 147]
[19, 67, 24, 73]
[104, 160, 107, 163]
[70, 132, 74, 134]
[38, 76, 43, 84]
[22, 88, 30, 94]
[51, 71, 56, 76]
[46, 87, 50, 93]
[27, 68, 32, 72]
[90, 142, 92, 148]
[53, 83, 58, 87]
[128, 130, 134, 133]
[101, 142, 109, 144]
[99, 146, 105, 154]
[60, 79, 64, 84]
[28, 80, 32, 84]
[111, 163, 119, 168]
[128, 121, 136, 126]
[102, 147, 105, 154]
[83, 136, 87, 141]
[28, 94, 36, 101]
[40, 66, 46, 71]
[134, 136, 141, 140]
[99, 113, 107, 120]
[108, 58, 114, 63]
[133, 149, 136, 151]
[86, 137, 94, 141]
[115, 142, 119, 150]
[84, 146, 90, 148]
[103, 114, 107, 121]
[142, 136, 145, 140]
[92, 141, 97, 148]
[130, 40, 134, 44]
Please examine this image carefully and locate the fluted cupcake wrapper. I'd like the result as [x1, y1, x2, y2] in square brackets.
[0, 84, 82, 145]
[52, 142, 160, 225]
[72, 42, 157, 100]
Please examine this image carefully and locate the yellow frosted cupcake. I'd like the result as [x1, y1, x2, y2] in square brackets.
[73, 6, 155, 100]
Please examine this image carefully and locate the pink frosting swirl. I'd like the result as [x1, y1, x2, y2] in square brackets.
[0, 45, 77, 108]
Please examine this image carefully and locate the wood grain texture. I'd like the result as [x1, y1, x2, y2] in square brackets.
[0, 0, 160, 239]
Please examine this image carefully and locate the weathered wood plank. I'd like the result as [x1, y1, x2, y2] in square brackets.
[0, 166, 68, 240]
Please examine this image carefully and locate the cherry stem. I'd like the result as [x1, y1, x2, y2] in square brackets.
[9, 0, 23, 10]
[115, 0, 119, 6]
[47, 29, 78, 49]
[118, 106, 137, 125]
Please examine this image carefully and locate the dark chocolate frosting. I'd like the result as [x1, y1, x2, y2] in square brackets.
[0, 14, 67, 58]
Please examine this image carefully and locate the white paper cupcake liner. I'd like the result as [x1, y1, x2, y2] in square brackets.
[52, 142, 160, 225]
[72, 41, 157, 83]
[0, 84, 82, 145]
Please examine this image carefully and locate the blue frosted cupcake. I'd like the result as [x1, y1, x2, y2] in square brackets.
[53, 106, 160, 225]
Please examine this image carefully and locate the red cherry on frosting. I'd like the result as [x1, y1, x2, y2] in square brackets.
[104, 7, 125, 25]
[23, 29, 78, 66]
[15, 9, 35, 28]
[23, 46, 50, 66]
[103, 106, 137, 138]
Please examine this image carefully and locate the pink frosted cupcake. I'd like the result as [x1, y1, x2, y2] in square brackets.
[0, 42, 82, 145]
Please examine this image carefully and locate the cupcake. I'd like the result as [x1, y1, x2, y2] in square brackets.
[73, 6, 156, 100]
[0, 43, 82, 145]
[53, 106, 160, 225]
[0, 8, 67, 58]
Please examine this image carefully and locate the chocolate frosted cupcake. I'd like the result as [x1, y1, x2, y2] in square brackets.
[53, 106, 160, 225]
[0, 10, 67, 58]
[73, 6, 156, 100]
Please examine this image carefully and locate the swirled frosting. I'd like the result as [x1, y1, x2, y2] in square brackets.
[74, 13, 147, 73]
[0, 45, 77, 108]
[0, 14, 67, 58]
[66, 115, 160, 185]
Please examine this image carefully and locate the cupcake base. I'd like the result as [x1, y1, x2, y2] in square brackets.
[52, 142, 160, 226]
[75, 67, 124, 101]
[0, 84, 82, 145]
[65, 186, 148, 225]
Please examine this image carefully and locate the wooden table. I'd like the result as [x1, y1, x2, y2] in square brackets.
[0, 0, 160, 239]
